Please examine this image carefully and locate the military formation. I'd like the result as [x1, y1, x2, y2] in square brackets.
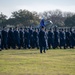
[0, 26, 75, 53]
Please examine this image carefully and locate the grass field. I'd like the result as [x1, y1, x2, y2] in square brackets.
[0, 49, 75, 75]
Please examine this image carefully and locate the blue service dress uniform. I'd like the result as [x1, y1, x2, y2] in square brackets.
[39, 30, 46, 53]
[47, 30, 54, 49]
[1, 29, 8, 49]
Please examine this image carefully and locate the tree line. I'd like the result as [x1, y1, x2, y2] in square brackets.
[0, 9, 75, 27]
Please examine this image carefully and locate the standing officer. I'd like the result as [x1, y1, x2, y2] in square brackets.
[29, 27, 34, 48]
[53, 27, 59, 49]
[24, 28, 30, 49]
[59, 29, 65, 49]
[1, 27, 8, 49]
[66, 29, 70, 48]
[39, 26, 46, 53]
[19, 28, 23, 48]
[73, 29, 75, 47]
[33, 28, 38, 49]
[0, 30, 2, 51]
[45, 29, 48, 50]
[69, 28, 74, 48]
[8, 28, 15, 49]
[47, 28, 54, 49]
[14, 27, 20, 49]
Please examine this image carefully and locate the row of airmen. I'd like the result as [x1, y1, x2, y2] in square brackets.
[0, 26, 75, 51]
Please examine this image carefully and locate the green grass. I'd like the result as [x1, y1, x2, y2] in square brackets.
[0, 49, 75, 75]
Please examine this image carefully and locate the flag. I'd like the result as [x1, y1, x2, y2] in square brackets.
[40, 19, 45, 26]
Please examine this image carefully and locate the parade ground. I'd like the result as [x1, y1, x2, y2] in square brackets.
[0, 49, 75, 75]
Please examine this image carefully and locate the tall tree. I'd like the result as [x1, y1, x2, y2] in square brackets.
[10, 9, 39, 27]
[64, 15, 75, 27]
[0, 12, 7, 27]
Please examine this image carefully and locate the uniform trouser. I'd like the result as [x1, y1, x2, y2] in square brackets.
[30, 38, 35, 48]
[34, 39, 38, 48]
[24, 39, 29, 49]
[0, 45, 1, 51]
[8, 39, 15, 49]
[20, 38, 23, 48]
[0, 41, 1, 50]
[48, 39, 53, 49]
[70, 39, 74, 48]
[14, 39, 20, 49]
[40, 46, 46, 53]
[59, 39, 66, 48]
[74, 40, 75, 46]
[0, 44, 1, 49]
[1, 40, 7, 49]
[66, 39, 70, 48]
[0, 39, 1, 49]
[53, 39, 59, 49]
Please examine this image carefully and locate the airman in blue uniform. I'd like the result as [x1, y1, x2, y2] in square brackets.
[39, 26, 46, 53]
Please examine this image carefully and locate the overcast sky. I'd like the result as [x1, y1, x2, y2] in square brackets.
[0, 0, 75, 17]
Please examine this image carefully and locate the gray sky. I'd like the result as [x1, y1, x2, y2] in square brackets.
[0, 0, 75, 17]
